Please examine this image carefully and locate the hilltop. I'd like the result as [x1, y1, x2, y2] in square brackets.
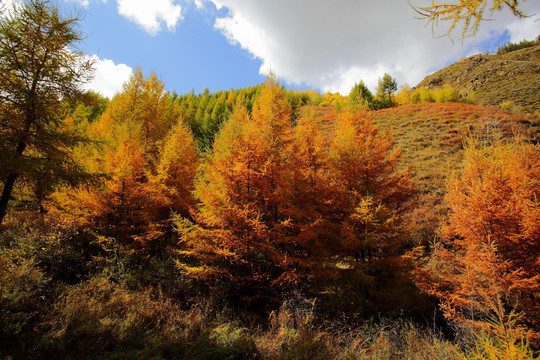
[416, 45, 540, 113]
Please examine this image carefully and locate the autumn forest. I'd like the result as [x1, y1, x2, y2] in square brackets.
[1, 1, 539, 359]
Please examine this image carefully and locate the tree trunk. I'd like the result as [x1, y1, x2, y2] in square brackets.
[0, 173, 19, 225]
[0, 136, 29, 225]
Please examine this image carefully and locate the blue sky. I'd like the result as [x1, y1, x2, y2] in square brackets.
[78, 1, 264, 95]
[56, 0, 540, 98]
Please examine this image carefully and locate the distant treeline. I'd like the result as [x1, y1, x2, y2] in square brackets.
[172, 87, 330, 148]
[496, 36, 540, 55]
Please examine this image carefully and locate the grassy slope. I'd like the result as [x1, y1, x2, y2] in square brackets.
[305, 103, 540, 243]
[416, 45, 540, 113]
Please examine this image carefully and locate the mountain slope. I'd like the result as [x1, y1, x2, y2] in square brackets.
[305, 103, 540, 243]
[416, 45, 540, 113]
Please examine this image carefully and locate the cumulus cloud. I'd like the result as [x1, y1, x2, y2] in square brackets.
[202, 0, 540, 94]
[116, 0, 183, 35]
[84, 55, 133, 98]
[507, 15, 540, 43]
[44, 0, 183, 35]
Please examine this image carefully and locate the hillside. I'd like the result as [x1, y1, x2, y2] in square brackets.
[416, 45, 540, 113]
[306, 103, 540, 242]
[4, 93, 540, 359]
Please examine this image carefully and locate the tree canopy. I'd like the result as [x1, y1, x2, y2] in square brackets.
[415, 138, 540, 344]
[376, 73, 398, 107]
[0, 0, 94, 224]
[349, 81, 374, 110]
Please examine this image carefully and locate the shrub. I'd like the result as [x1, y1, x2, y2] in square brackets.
[0, 230, 50, 357]
[433, 86, 460, 103]
[499, 100, 515, 111]
[395, 84, 412, 105]
[43, 276, 208, 359]
[187, 323, 260, 360]
[408, 86, 472, 105]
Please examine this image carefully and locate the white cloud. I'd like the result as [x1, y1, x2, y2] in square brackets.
[116, 0, 182, 35]
[193, 0, 206, 10]
[201, 0, 540, 94]
[84, 55, 133, 98]
[507, 15, 540, 43]
[4, 0, 182, 34]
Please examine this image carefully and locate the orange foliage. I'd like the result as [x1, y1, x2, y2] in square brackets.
[416, 138, 540, 343]
[92, 68, 176, 167]
[177, 79, 415, 301]
[329, 111, 414, 263]
[179, 77, 304, 297]
[288, 113, 336, 255]
[155, 121, 199, 219]
[77, 139, 170, 251]
[53, 70, 199, 254]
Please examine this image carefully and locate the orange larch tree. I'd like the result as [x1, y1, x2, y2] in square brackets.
[54, 70, 198, 254]
[91, 138, 170, 250]
[288, 112, 341, 264]
[93, 68, 176, 168]
[415, 138, 540, 343]
[177, 77, 310, 304]
[177, 82, 415, 305]
[155, 121, 199, 220]
[329, 111, 414, 266]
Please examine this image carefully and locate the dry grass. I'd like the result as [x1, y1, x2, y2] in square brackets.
[300, 103, 540, 244]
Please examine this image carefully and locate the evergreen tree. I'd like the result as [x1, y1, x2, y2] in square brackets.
[349, 81, 374, 110]
[0, 0, 94, 224]
[376, 73, 397, 108]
